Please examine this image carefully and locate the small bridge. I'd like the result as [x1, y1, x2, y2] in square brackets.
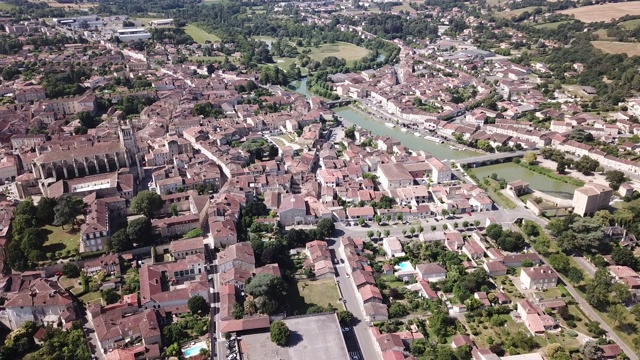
[446, 150, 540, 166]
[326, 99, 355, 108]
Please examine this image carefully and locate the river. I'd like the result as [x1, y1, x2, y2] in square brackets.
[290, 78, 477, 160]
[289, 78, 577, 198]
[469, 162, 578, 200]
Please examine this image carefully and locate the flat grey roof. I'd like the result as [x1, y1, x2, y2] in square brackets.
[241, 314, 349, 360]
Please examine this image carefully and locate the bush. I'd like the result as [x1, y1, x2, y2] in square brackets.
[270, 320, 290, 346]
[566, 320, 576, 328]
[566, 330, 578, 337]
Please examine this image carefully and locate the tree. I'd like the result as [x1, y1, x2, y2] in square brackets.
[396, 213, 403, 222]
[605, 170, 628, 191]
[166, 343, 182, 357]
[611, 246, 638, 269]
[567, 267, 584, 284]
[417, 225, 424, 233]
[580, 341, 603, 360]
[388, 302, 409, 318]
[574, 155, 599, 175]
[131, 190, 163, 218]
[607, 302, 627, 327]
[245, 273, 286, 298]
[548, 253, 570, 273]
[409, 226, 416, 236]
[462, 221, 469, 228]
[337, 310, 354, 325]
[474, 220, 480, 228]
[402, 229, 407, 236]
[316, 218, 335, 239]
[611, 283, 633, 304]
[36, 197, 56, 224]
[62, 263, 80, 278]
[374, 214, 382, 224]
[486, 223, 503, 239]
[102, 289, 120, 305]
[171, 203, 178, 217]
[376, 230, 382, 239]
[107, 229, 132, 252]
[631, 304, 640, 322]
[384, 230, 390, 237]
[441, 209, 449, 218]
[16, 197, 37, 218]
[358, 218, 365, 226]
[523, 152, 537, 165]
[367, 230, 374, 240]
[344, 125, 356, 140]
[453, 222, 459, 229]
[188, 295, 208, 315]
[127, 217, 153, 245]
[585, 268, 613, 309]
[270, 320, 290, 346]
[53, 196, 84, 229]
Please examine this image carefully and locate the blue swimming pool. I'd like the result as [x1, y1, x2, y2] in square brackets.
[397, 261, 414, 272]
[183, 342, 207, 358]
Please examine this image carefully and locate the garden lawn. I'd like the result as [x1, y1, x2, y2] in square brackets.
[59, 276, 78, 290]
[184, 24, 220, 43]
[79, 291, 101, 304]
[289, 278, 341, 314]
[42, 225, 79, 255]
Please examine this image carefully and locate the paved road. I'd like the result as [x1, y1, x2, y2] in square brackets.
[329, 239, 380, 360]
[572, 256, 597, 277]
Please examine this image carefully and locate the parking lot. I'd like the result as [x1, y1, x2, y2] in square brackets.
[240, 314, 349, 360]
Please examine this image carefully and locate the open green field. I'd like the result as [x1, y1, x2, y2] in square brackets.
[0, 2, 14, 10]
[497, 6, 541, 18]
[42, 225, 79, 256]
[391, 1, 413, 12]
[289, 278, 341, 314]
[184, 24, 220, 43]
[308, 42, 370, 63]
[620, 18, 640, 29]
[534, 20, 572, 29]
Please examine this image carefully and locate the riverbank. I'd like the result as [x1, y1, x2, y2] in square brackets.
[334, 106, 478, 160]
[466, 169, 517, 209]
[518, 161, 585, 187]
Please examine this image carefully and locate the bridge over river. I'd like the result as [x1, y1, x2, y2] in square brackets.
[444, 150, 540, 166]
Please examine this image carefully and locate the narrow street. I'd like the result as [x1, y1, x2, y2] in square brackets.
[329, 239, 381, 360]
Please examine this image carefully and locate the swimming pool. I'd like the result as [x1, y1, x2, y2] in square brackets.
[183, 342, 208, 358]
[397, 261, 414, 272]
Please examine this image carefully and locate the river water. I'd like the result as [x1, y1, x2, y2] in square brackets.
[469, 162, 578, 200]
[289, 78, 578, 198]
[290, 78, 476, 160]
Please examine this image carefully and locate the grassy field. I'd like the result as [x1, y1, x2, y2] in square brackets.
[497, 6, 541, 18]
[534, 20, 572, 29]
[59, 276, 79, 289]
[308, 42, 370, 63]
[0, 2, 14, 10]
[184, 24, 220, 43]
[289, 279, 341, 314]
[79, 291, 102, 304]
[42, 225, 79, 255]
[559, 2, 640, 23]
[592, 41, 640, 56]
[391, 1, 413, 12]
[620, 18, 640, 29]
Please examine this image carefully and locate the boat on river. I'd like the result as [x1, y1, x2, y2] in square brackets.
[400, 128, 408, 132]
[424, 135, 444, 143]
[414, 132, 421, 136]
[385, 122, 395, 128]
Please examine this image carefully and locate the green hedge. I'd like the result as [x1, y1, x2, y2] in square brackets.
[518, 162, 585, 187]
